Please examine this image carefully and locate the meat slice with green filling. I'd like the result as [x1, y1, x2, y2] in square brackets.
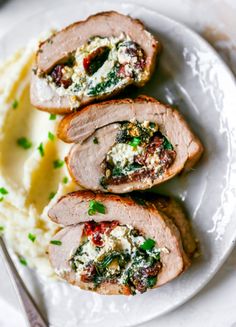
[48, 191, 196, 295]
[57, 96, 203, 193]
[30, 11, 160, 114]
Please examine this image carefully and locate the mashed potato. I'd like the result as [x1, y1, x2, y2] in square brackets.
[0, 44, 79, 276]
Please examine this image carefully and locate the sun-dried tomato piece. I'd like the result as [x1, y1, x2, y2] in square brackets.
[83, 221, 96, 236]
[92, 232, 103, 246]
[142, 261, 162, 277]
[80, 263, 96, 282]
[159, 149, 176, 168]
[51, 64, 72, 88]
[146, 136, 163, 155]
[83, 46, 110, 75]
[51, 64, 64, 86]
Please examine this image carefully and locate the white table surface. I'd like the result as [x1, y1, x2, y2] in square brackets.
[0, 0, 236, 326]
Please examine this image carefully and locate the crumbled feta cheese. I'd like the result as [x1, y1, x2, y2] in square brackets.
[45, 33, 146, 102]
[106, 143, 143, 168]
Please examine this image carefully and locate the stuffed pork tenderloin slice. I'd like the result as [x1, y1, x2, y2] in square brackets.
[48, 191, 192, 295]
[58, 96, 203, 193]
[30, 11, 160, 114]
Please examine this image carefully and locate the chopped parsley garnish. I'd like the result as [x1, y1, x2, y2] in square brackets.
[28, 233, 36, 242]
[0, 188, 7, 202]
[0, 187, 8, 195]
[49, 192, 56, 200]
[129, 137, 141, 147]
[17, 137, 32, 149]
[19, 256, 27, 266]
[62, 176, 68, 184]
[49, 114, 57, 120]
[0, 226, 4, 231]
[50, 240, 62, 246]
[12, 99, 19, 109]
[53, 159, 64, 169]
[48, 131, 55, 141]
[93, 137, 99, 144]
[88, 200, 106, 215]
[140, 238, 156, 251]
[37, 142, 44, 157]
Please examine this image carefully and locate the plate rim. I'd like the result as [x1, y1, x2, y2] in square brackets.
[0, 1, 236, 326]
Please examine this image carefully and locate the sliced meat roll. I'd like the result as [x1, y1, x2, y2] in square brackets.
[58, 96, 203, 193]
[30, 11, 160, 114]
[48, 191, 196, 295]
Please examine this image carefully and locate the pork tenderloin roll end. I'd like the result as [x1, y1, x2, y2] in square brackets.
[30, 11, 160, 114]
[48, 191, 196, 295]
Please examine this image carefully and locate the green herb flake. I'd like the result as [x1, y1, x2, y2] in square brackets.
[0, 187, 8, 195]
[50, 240, 62, 246]
[149, 122, 156, 129]
[17, 137, 32, 149]
[53, 159, 64, 169]
[49, 192, 56, 200]
[0, 226, 4, 231]
[112, 166, 123, 177]
[129, 137, 141, 147]
[88, 200, 106, 216]
[140, 238, 156, 251]
[48, 131, 55, 141]
[88, 64, 121, 96]
[19, 256, 27, 266]
[0, 197, 3, 202]
[163, 136, 173, 150]
[12, 99, 19, 109]
[62, 176, 68, 184]
[93, 137, 99, 144]
[28, 233, 36, 242]
[37, 142, 44, 157]
[49, 114, 57, 120]
[147, 276, 157, 288]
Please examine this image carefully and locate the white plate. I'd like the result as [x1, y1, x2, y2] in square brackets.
[1, 1, 236, 326]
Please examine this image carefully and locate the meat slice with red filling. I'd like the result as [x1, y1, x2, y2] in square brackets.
[30, 11, 160, 114]
[57, 95, 203, 193]
[48, 191, 197, 295]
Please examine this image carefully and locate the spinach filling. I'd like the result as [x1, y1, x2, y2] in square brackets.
[102, 121, 176, 184]
[70, 221, 162, 294]
[87, 64, 121, 96]
[45, 35, 146, 102]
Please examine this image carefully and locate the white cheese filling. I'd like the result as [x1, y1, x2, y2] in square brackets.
[106, 143, 143, 168]
[45, 34, 146, 106]
[72, 225, 146, 276]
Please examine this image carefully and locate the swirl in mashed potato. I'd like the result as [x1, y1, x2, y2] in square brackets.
[0, 44, 78, 276]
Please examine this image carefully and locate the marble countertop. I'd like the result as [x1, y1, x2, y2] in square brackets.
[0, 0, 235, 326]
